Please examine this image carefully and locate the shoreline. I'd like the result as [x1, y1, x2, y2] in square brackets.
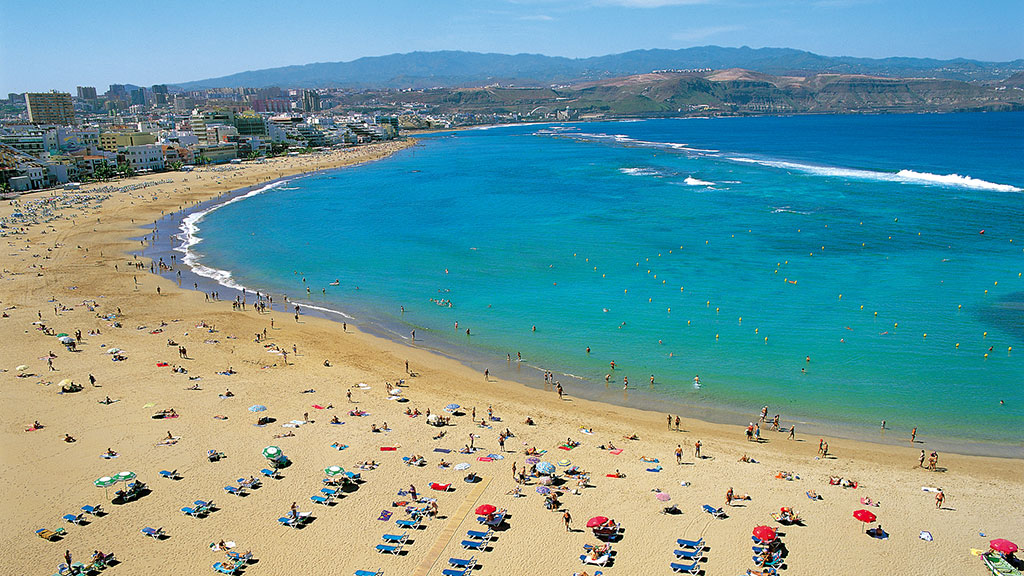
[2, 139, 1021, 576]
[157, 136, 1022, 459]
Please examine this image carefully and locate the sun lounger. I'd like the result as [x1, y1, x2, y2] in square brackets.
[159, 470, 179, 480]
[395, 518, 420, 529]
[81, 504, 103, 516]
[375, 543, 403, 554]
[702, 504, 726, 518]
[381, 533, 408, 544]
[442, 569, 472, 576]
[674, 548, 703, 560]
[449, 557, 476, 568]
[182, 506, 203, 517]
[278, 516, 299, 528]
[346, 471, 362, 481]
[260, 468, 279, 479]
[62, 513, 86, 524]
[461, 539, 487, 551]
[141, 526, 164, 539]
[311, 495, 331, 505]
[580, 553, 610, 566]
[223, 485, 245, 496]
[213, 560, 246, 574]
[677, 537, 705, 550]
[466, 529, 492, 541]
[195, 499, 214, 510]
[321, 488, 338, 497]
[36, 528, 65, 541]
[670, 559, 701, 574]
[354, 571, 383, 576]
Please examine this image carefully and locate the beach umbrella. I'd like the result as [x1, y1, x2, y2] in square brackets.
[753, 525, 777, 542]
[535, 461, 556, 475]
[990, 539, 1018, 554]
[426, 414, 440, 423]
[107, 348, 121, 354]
[444, 403, 460, 412]
[557, 459, 571, 467]
[454, 463, 470, 471]
[656, 492, 671, 502]
[58, 379, 72, 387]
[16, 365, 28, 372]
[94, 476, 116, 498]
[58, 336, 75, 344]
[853, 509, 877, 531]
[537, 475, 553, 486]
[586, 516, 609, 528]
[113, 471, 135, 483]
[525, 456, 540, 465]
[56, 333, 69, 337]
[263, 446, 282, 459]
[475, 504, 496, 515]
[324, 465, 344, 476]
[248, 404, 267, 413]
[537, 486, 551, 495]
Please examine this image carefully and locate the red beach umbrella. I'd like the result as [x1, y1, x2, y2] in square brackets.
[752, 525, 777, 542]
[475, 504, 496, 516]
[990, 539, 1018, 554]
[853, 509, 877, 531]
[586, 516, 610, 528]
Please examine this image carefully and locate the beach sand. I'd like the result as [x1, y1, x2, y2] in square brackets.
[1, 141, 1020, 576]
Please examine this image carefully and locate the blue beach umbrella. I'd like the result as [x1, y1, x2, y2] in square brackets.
[248, 405, 267, 413]
[536, 461, 556, 475]
[445, 404, 460, 412]
[536, 486, 551, 494]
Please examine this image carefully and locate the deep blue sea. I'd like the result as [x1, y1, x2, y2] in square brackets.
[179, 113, 1024, 453]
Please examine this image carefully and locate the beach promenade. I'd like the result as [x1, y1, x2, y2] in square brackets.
[1, 142, 1020, 576]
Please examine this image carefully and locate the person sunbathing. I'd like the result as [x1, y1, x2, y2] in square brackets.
[524, 416, 535, 425]
[273, 431, 295, 439]
[624, 433, 639, 440]
[222, 389, 234, 397]
[525, 446, 538, 455]
[104, 447, 116, 456]
[330, 415, 341, 424]
[438, 459, 450, 468]
[64, 434, 76, 442]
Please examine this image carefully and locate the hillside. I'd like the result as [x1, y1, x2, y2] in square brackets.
[173, 47, 1024, 90]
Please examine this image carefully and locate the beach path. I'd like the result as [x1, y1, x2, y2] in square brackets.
[412, 476, 491, 576]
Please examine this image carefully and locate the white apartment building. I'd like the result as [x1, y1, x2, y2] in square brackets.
[122, 144, 165, 172]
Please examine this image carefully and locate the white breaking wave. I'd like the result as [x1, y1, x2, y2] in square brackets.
[175, 180, 290, 291]
[287, 300, 355, 320]
[730, 156, 1021, 193]
[684, 176, 714, 186]
[619, 167, 661, 177]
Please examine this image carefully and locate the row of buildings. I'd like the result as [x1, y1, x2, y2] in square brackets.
[1, 87, 400, 192]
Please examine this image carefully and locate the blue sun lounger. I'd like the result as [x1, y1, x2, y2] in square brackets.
[670, 559, 701, 574]
[181, 506, 203, 517]
[261, 468, 279, 479]
[81, 504, 103, 516]
[395, 518, 420, 529]
[442, 568, 472, 576]
[141, 526, 164, 539]
[311, 495, 331, 505]
[159, 470, 179, 480]
[677, 537, 704, 550]
[674, 548, 702, 560]
[321, 488, 338, 498]
[381, 533, 408, 544]
[466, 529, 492, 541]
[194, 500, 214, 513]
[213, 561, 242, 574]
[449, 557, 475, 568]
[62, 513, 85, 524]
[375, 543, 403, 554]
[278, 516, 299, 528]
[460, 539, 486, 551]
[354, 570, 382, 576]
[224, 485, 244, 496]
[702, 504, 726, 518]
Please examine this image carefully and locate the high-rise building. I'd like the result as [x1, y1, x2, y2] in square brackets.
[8, 93, 19, 103]
[76, 86, 98, 100]
[130, 88, 147, 106]
[107, 84, 127, 98]
[301, 90, 320, 113]
[25, 92, 75, 125]
[151, 84, 168, 94]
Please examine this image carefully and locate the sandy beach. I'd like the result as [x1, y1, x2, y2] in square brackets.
[1, 141, 1020, 576]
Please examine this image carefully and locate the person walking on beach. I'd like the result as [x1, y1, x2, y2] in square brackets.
[694, 440, 702, 458]
[563, 510, 572, 531]
[935, 490, 944, 509]
[512, 462, 517, 481]
[484, 369, 489, 380]
[667, 414, 672, 429]
[789, 426, 796, 440]
[675, 416, 680, 431]
[726, 487, 734, 506]
[919, 450, 926, 468]
[557, 383, 563, 400]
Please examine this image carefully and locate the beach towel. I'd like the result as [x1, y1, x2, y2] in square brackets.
[646, 466, 662, 472]
[330, 444, 348, 450]
[487, 454, 504, 460]
[558, 446, 572, 451]
[100, 453, 119, 459]
[430, 483, 451, 491]
[477, 457, 494, 462]
[609, 449, 623, 455]
[433, 448, 452, 453]
[606, 474, 625, 478]
[312, 404, 327, 409]
[579, 428, 593, 435]
[330, 421, 344, 425]
[157, 362, 169, 367]
[641, 457, 659, 463]
[378, 510, 392, 521]
[214, 415, 228, 420]
[919, 531, 933, 541]
[380, 446, 398, 451]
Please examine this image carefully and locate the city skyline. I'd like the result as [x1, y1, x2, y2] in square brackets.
[1, 0, 1022, 94]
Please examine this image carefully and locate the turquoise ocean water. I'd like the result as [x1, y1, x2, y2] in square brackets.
[179, 113, 1024, 454]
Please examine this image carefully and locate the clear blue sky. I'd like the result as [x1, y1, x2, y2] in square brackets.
[1, 0, 1021, 94]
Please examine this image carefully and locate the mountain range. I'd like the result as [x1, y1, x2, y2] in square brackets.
[174, 47, 1024, 90]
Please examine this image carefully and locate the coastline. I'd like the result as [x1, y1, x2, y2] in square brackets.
[2, 140, 1021, 576]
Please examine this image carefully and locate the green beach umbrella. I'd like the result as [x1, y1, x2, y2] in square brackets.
[94, 475, 116, 498]
[113, 471, 135, 483]
[263, 446, 281, 459]
[325, 465, 344, 476]
[56, 333, 69, 337]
